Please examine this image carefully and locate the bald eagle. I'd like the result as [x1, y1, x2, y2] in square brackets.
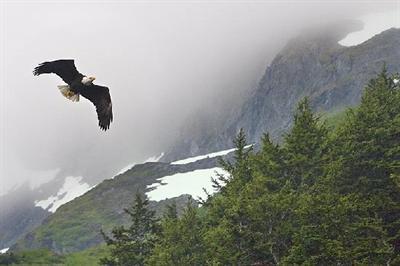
[33, 59, 113, 131]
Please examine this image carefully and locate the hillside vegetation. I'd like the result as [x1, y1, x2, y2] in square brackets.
[11, 159, 217, 254]
[0, 245, 109, 265]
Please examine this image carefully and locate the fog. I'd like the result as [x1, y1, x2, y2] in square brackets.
[0, 1, 396, 194]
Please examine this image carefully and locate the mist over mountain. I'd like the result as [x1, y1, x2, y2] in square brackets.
[163, 23, 400, 162]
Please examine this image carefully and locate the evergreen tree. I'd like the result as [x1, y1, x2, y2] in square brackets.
[252, 133, 284, 186]
[239, 99, 328, 264]
[162, 201, 178, 220]
[216, 128, 253, 194]
[283, 71, 399, 264]
[283, 97, 328, 188]
[147, 200, 206, 265]
[285, 190, 392, 265]
[242, 177, 297, 264]
[100, 194, 158, 266]
[331, 69, 400, 262]
[204, 129, 256, 265]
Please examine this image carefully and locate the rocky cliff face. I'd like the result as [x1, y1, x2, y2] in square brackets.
[163, 27, 400, 162]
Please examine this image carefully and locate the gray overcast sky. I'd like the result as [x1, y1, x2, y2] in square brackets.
[0, 1, 396, 193]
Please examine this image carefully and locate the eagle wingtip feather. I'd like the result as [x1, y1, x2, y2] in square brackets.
[33, 62, 48, 76]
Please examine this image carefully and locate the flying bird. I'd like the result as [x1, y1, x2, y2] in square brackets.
[33, 59, 113, 131]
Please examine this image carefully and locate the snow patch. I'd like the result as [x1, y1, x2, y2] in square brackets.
[171, 145, 252, 165]
[146, 167, 229, 201]
[33, 153, 166, 213]
[35, 176, 91, 213]
[339, 10, 400, 47]
[0, 248, 9, 254]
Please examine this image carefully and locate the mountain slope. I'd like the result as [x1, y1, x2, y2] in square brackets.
[0, 156, 165, 250]
[11, 156, 225, 254]
[163, 27, 400, 162]
[0, 185, 51, 251]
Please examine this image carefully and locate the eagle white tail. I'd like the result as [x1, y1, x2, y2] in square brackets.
[58, 85, 80, 102]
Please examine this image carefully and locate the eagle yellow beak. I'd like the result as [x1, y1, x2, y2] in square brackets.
[90, 76, 96, 81]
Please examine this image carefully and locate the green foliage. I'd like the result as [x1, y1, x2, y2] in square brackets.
[283, 97, 328, 188]
[322, 108, 347, 130]
[147, 201, 206, 265]
[64, 244, 110, 266]
[203, 129, 257, 265]
[330, 68, 400, 262]
[216, 128, 253, 194]
[0, 245, 110, 266]
[0, 249, 64, 265]
[0, 245, 110, 265]
[100, 194, 159, 266]
[285, 191, 392, 265]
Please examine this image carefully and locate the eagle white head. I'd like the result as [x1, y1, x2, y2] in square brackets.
[82, 76, 96, 85]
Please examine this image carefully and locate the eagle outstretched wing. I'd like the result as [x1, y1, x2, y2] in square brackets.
[80, 85, 113, 131]
[33, 59, 82, 84]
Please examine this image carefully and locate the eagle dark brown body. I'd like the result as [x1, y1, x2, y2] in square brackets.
[34, 59, 113, 131]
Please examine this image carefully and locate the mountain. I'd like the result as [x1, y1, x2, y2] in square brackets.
[0, 156, 162, 250]
[11, 154, 229, 253]
[0, 174, 95, 251]
[162, 26, 400, 162]
[0, 185, 50, 251]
